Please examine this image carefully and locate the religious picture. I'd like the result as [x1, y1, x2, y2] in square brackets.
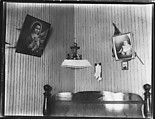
[112, 32, 135, 61]
[16, 14, 51, 57]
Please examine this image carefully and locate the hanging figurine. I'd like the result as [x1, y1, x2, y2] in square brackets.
[94, 63, 102, 81]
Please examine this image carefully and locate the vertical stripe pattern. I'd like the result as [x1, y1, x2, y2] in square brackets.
[5, 3, 152, 116]
[5, 3, 74, 116]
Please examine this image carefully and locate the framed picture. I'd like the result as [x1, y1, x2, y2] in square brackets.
[16, 14, 51, 57]
[121, 61, 128, 70]
[112, 32, 135, 61]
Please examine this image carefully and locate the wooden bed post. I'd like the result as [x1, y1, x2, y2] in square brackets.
[43, 84, 52, 116]
[143, 84, 151, 118]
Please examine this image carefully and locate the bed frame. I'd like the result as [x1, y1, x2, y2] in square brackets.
[43, 84, 151, 118]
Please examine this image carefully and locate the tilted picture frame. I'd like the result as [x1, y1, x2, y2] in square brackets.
[16, 14, 51, 57]
[112, 32, 135, 61]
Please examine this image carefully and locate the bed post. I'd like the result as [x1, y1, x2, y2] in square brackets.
[143, 84, 151, 118]
[43, 84, 52, 116]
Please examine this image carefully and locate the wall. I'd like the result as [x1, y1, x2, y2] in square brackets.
[5, 3, 74, 116]
[74, 4, 152, 96]
[4, 3, 152, 116]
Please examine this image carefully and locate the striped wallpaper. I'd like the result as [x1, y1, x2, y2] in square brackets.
[4, 3, 152, 116]
[5, 3, 75, 116]
[74, 4, 152, 95]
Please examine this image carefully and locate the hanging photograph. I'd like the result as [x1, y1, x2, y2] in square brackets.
[121, 61, 128, 70]
[16, 14, 51, 57]
[112, 32, 135, 61]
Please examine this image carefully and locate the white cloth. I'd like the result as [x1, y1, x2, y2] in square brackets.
[99, 91, 127, 112]
[94, 63, 102, 81]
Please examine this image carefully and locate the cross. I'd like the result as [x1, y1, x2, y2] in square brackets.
[70, 43, 80, 60]
[70, 43, 80, 54]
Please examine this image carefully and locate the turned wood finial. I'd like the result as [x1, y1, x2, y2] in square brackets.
[143, 84, 151, 118]
[144, 84, 151, 93]
[44, 84, 52, 93]
[43, 84, 52, 116]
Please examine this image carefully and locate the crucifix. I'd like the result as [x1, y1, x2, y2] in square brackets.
[67, 43, 82, 60]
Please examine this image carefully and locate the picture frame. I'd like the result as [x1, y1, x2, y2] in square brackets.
[121, 61, 128, 70]
[112, 32, 135, 61]
[16, 14, 51, 57]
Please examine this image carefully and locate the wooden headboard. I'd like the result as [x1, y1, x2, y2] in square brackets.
[43, 84, 151, 118]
